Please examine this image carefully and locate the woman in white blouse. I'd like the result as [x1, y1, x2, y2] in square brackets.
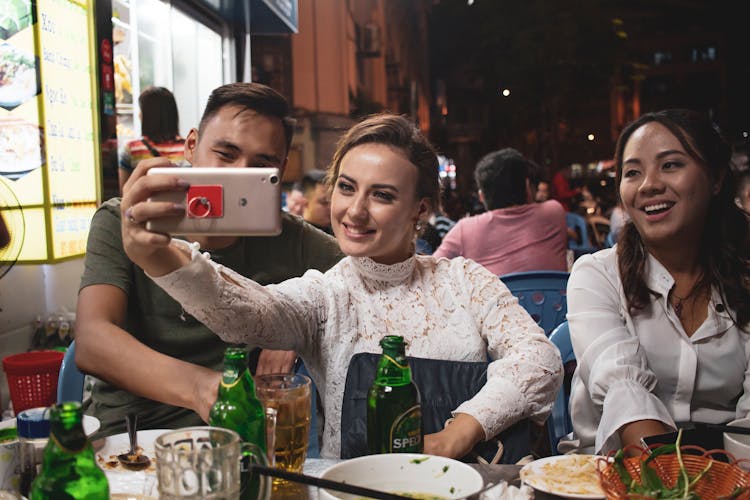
[119, 114, 562, 459]
[567, 109, 750, 454]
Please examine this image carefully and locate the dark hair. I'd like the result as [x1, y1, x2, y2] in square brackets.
[527, 159, 544, 186]
[139, 86, 180, 143]
[198, 82, 295, 152]
[474, 148, 529, 210]
[301, 169, 327, 195]
[614, 109, 750, 327]
[327, 114, 440, 211]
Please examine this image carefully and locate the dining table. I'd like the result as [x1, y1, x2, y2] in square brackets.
[271, 458, 524, 500]
[94, 427, 566, 500]
[272, 459, 533, 499]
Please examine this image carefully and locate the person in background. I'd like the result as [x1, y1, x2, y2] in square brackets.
[608, 203, 629, 242]
[285, 181, 306, 216]
[527, 158, 550, 203]
[535, 180, 551, 202]
[433, 148, 568, 276]
[731, 142, 749, 172]
[552, 165, 582, 211]
[566, 109, 750, 454]
[119, 113, 562, 459]
[299, 169, 333, 234]
[417, 206, 455, 255]
[118, 87, 186, 193]
[76, 82, 343, 438]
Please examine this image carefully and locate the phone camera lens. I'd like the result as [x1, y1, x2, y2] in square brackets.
[269, 175, 279, 184]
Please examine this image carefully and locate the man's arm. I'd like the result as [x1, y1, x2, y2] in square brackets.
[75, 284, 221, 422]
[256, 349, 298, 376]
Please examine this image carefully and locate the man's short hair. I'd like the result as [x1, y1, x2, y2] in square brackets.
[474, 148, 529, 210]
[198, 82, 296, 152]
[301, 169, 328, 195]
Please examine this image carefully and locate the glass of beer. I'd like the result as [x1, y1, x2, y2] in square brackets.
[255, 373, 311, 482]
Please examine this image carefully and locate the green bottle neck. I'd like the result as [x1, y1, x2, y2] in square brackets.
[374, 345, 412, 386]
[49, 403, 87, 452]
[221, 359, 245, 385]
[219, 349, 256, 394]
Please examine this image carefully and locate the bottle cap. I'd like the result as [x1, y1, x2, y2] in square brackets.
[16, 407, 50, 439]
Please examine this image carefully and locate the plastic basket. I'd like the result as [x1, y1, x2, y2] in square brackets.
[2, 350, 64, 414]
[598, 445, 750, 500]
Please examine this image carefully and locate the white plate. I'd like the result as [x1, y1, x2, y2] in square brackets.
[0, 414, 101, 437]
[95, 429, 167, 473]
[319, 453, 484, 500]
[520, 454, 606, 499]
[96, 429, 168, 496]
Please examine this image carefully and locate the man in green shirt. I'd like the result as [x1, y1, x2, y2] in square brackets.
[76, 83, 343, 437]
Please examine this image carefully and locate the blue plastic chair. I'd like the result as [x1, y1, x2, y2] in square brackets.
[500, 270, 569, 336]
[605, 231, 616, 248]
[566, 212, 598, 258]
[57, 340, 85, 403]
[548, 321, 575, 453]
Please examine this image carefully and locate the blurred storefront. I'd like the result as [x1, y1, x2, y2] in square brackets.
[0, 0, 298, 407]
[250, 0, 431, 183]
[101, 0, 299, 200]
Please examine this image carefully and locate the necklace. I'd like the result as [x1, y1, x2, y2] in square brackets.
[670, 273, 706, 319]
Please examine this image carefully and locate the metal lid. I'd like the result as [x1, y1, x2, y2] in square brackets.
[16, 407, 50, 439]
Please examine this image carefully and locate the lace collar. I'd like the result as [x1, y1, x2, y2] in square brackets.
[350, 255, 416, 283]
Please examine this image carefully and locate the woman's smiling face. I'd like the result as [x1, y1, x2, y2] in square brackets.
[331, 143, 428, 264]
[619, 121, 718, 248]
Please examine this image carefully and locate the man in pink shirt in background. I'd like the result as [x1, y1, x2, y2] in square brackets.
[433, 148, 568, 276]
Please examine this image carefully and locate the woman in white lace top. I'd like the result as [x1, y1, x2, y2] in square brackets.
[120, 114, 563, 459]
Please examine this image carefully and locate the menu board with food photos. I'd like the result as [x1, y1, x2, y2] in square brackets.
[0, 0, 99, 263]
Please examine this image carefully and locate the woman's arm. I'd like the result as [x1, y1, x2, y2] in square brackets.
[619, 420, 671, 455]
[450, 261, 564, 442]
[423, 413, 485, 459]
[568, 253, 675, 453]
[150, 239, 325, 352]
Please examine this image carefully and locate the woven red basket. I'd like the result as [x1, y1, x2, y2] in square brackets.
[2, 350, 64, 414]
[598, 445, 750, 500]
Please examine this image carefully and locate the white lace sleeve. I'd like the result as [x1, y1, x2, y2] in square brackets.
[150, 239, 326, 352]
[453, 261, 564, 439]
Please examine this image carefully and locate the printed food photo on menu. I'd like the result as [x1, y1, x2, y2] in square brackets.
[0, 0, 33, 40]
[0, 41, 40, 111]
[0, 117, 44, 180]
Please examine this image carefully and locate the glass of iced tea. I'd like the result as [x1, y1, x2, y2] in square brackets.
[255, 373, 311, 483]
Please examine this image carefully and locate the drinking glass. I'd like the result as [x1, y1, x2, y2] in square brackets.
[255, 374, 311, 480]
[154, 426, 270, 500]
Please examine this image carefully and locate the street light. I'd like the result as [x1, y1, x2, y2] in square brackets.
[587, 133, 595, 141]
[501, 88, 510, 97]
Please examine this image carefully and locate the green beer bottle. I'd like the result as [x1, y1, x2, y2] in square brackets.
[209, 347, 267, 499]
[367, 335, 423, 454]
[30, 402, 109, 500]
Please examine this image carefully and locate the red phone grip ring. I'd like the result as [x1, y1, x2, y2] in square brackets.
[187, 196, 212, 218]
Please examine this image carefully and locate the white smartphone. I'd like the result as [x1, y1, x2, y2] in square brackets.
[145, 167, 282, 236]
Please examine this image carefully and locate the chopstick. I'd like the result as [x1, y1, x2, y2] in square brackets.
[694, 423, 750, 436]
[250, 464, 413, 500]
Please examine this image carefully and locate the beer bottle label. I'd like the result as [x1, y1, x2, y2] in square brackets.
[389, 404, 422, 452]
